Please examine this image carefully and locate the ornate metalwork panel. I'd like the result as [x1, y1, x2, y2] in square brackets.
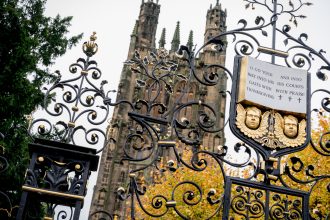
[0, 0, 329, 219]
[223, 178, 309, 219]
[94, 0, 330, 219]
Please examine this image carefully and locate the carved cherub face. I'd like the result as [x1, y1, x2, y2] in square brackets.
[283, 115, 298, 138]
[245, 107, 261, 129]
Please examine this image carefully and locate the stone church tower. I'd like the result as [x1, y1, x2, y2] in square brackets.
[89, 1, 227, 219]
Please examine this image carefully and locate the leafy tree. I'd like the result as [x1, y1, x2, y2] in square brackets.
[0, 0, 82, 218]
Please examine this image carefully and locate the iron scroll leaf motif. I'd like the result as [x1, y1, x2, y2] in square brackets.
[229, 55, 311, 158]
[223, 177, 309, 219]
[28, 32, 113, 153]
[110, 1, 330, 219]
[0, 134, 18, 218]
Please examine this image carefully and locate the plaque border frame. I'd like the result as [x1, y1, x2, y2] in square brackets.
[229, 56, 311, 158]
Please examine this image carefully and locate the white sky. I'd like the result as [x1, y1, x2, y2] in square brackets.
[44, 0, 330, 218]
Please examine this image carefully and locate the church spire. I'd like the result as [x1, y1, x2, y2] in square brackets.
[171, 21, 180, 52]
[131, 20, 138, 37]
[216, 0, 219, 6]
[186, 30, 194, 51]
[158, 28, 166, 48]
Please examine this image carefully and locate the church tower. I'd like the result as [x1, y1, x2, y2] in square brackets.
[129, 0, 160, 54]
[198, 0, 228, 151]
[89, 1, 227, 219]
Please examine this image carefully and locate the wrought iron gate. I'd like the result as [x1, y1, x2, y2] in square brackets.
[91, 0, 329, 219]
[0, 0, 329, 219]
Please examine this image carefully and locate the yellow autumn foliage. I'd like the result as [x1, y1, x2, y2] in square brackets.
[132, 149, 225, 219]
[128, 113, 329, 219]
[281, 112, 330, 217]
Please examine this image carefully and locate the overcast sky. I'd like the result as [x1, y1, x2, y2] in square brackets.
[44, 0, 330, 218]
[45, 0, 330, 89]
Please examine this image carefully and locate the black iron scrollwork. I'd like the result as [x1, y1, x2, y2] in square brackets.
[269, 194, 302, 220]
[109, 0, 330, 219]
[24, 156, 85, 194]
[230, 186, 265, 219]
[28, 32, 114, 153]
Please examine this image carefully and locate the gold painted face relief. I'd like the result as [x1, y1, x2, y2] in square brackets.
[274, 113, 306, 148]
[236, 104, 269, 139]
[245, 107, 261, 129]
[236, 103, 306, 149]
[283, 115, 298, 138]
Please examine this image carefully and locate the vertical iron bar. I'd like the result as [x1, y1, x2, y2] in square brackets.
[131, 181, 135, 220]
[271, 0, 277, 64]
[264, 190, 270, 220]
[16, 153, 37, 220]
[73, 201, 83, 220]
[16, 191, 29, 220]
[246, 189, 250, 220]
[222, 178, 232, 219]
[72, 161, 91, 220]
[303, 194, 309, 220]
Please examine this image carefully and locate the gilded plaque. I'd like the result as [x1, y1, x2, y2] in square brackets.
[231, 56, 310, 153]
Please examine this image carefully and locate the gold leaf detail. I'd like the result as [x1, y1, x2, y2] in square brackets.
[274, 113, 306, 147]
[236, 104, 269, 138]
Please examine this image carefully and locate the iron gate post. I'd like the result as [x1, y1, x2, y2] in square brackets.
[16, 138, 99, 220]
